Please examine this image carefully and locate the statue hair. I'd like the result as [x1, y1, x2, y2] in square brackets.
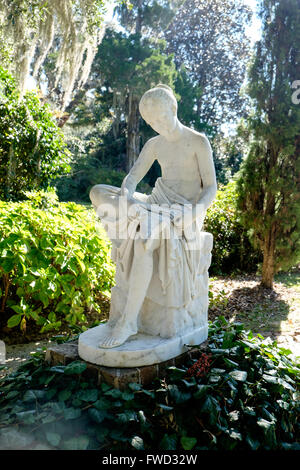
[139, 84, 177, 116]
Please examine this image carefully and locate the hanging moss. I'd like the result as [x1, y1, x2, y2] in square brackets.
[0, 0, 106, 109]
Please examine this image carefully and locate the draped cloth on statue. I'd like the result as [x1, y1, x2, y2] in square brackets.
[100, 177, 207, 310]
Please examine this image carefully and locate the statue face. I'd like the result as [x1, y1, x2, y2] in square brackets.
[141, 100, 177, 137]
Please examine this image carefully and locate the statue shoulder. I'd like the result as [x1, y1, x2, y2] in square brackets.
[185, 128, 212, 153]
[142, 135, 159, 150]
[141, 135, 161, 157]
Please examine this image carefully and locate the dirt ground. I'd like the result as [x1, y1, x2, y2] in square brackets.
[208, 270, 300, 357]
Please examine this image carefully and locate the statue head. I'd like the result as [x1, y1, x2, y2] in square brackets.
[139, 84, 178, 136]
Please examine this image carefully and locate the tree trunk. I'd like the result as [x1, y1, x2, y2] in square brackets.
[261, 224, 276, 289]
[136, 0, 142, 35]
[126, 92, 140, 171]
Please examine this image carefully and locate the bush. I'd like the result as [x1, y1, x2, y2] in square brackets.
[0, 67, 71, 201]
[0, 319, 299, 450]
[55, 162, 128, 203]
[204, 180, 262, 275]
[0, 190, 115, 333]
[55, 161, 152, 203]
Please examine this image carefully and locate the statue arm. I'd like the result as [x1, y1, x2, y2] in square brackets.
[194, 134, 217, 213]
[174, 134, 217, 227]
[121, 138, 157, 197]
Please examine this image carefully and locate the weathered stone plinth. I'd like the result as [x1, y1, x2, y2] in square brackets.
[78, 323, 208, 368]
[45, 339, 207, 390]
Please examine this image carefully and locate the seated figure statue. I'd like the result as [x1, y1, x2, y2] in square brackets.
[88, 84, 217, 351]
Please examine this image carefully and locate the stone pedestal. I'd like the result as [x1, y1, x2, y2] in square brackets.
[45, 339, 208, 390]
[78, 323, 208, 368]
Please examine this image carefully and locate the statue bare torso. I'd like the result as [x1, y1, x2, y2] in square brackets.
[125, 126, 213, 209]
[154, 128, 205, 203]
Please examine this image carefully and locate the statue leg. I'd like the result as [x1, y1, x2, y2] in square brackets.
[99, 236, 160, 348]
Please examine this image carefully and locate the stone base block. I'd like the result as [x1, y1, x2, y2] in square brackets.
[45, 339, 207, 390]
[78, 323, 208, 367]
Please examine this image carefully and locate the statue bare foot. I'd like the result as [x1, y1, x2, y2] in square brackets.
[98, 323, 137, 349]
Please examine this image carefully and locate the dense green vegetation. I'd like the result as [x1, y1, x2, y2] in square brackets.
[204, 180, 261, 275]
[236, 0, 300, 288]
[0, 190, 114, 334]
[0, 319, 299, 450]
[0, 68, 71, 201]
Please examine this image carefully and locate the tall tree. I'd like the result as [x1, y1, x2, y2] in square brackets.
[114, 0, 181, 36]
[236, 0, 300, 289]
[109, 0, 180, 169]
[91, 28, 177, 170]
[0, 0, 107, 111]
[164, 0, 252, 130]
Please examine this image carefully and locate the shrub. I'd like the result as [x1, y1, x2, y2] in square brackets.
[0, 319, 299, 450]
[55, 162, 152, 203]
[0, 191, 115, 333]
[204, 180, 262, 275]
[0, 67, 71, 201]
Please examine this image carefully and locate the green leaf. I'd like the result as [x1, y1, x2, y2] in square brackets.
[117, 410, 137, 423]
[277, 378, 295, 391]
[180, 436, 197, 450]
[49, 365, 65, 373]
[262, 374, 278, 384]
[46, 432, 61, 447]
[5, 390, 18, 399]
[223, 357, 239, 369]
[229, 370, 247, 382]
[222, 331, 236, 348]
[7, 314, 22, 328]
[64, 361, 87, 375]
[77, 389, 98, 402]
[11, 304, 24, 314]
[104, 388, 122, 398]
[15, 409, 36, 424]
[193, 385, 211, 399]
[88, 408, 108, 424]
[58, 390, 72, 402]
[23, 389, 47, 402]
[167, 366, 187, 380]
[63, 407, 82, 420]
[257, 418, 277, 448]
[128, 382, 142, 391]
[200, 396, 221, 425]
[131, 436, 144, 450]
[160, 434, 177, 450]
[181, 377, 197, 387]
[167, 384, 191, 404]
[42, 415, 57, 424]
[246, 435, 260, 450]
[38, 292, 49, 308]
[1, 258, 15, 273]
[94, 398, 111, 410]
[227, 429, 242, 441]
[121, 391, 134, 401]
[158, 403, 174, 411]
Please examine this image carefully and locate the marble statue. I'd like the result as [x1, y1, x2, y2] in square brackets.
[78, 84, 217, 367]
